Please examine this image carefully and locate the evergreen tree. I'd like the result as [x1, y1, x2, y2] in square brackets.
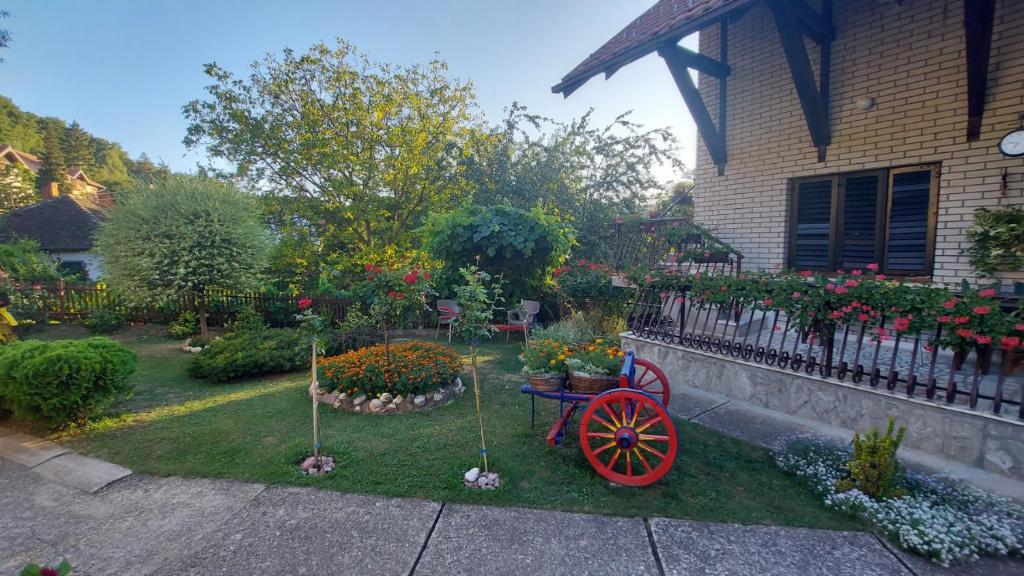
[36, 127, 67, 194]
[62, 121, 94, 172]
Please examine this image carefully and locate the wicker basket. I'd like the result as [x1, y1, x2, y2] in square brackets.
[525, 372, 566, 392]
[568, 371, 617, 394]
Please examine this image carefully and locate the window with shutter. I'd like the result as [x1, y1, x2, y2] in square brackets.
[791, 178, 834, 270]
[788, 164, 938, 275]
[885, 166, 938, 275]
[838, 172, 884, 269]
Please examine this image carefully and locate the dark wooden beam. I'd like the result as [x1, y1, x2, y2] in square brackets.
[964, 0, 995, 141]
[658, 45, 727, 169]
[659, 43, 731, 78]
[718, 19, 729, 177]
[791, 0, 835, 44]
[768, 0, 831, 157]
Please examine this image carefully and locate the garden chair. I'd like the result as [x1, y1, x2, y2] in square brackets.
[507, 299, 541, 345]
[436, 299, 461, 342]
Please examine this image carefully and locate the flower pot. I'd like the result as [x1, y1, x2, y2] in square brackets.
[525, 372, 566, 392]
[568, 371, 617, 394]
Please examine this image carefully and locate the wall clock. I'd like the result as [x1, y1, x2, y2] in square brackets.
[998, 127, 1024, 157]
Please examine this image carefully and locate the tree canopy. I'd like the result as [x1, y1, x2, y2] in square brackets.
[95, 175, 270, 335]
[183, 39, 479, 276]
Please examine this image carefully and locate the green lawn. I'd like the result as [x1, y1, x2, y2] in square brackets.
[15, 325, 858, 530]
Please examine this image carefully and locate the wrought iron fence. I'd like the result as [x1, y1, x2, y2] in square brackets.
[609, 216, 743, 275]
[626, 286, 1023, 420]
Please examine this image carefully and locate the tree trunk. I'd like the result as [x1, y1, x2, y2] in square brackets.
[198, 299, 209, 338]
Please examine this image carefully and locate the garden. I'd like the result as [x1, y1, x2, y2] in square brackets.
[2, 39, 1024, 571]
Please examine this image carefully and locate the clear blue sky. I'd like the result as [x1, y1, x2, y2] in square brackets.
[1, 0, 697, 179]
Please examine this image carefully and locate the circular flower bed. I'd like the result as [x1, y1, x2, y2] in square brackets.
[315, 340, 463, 414]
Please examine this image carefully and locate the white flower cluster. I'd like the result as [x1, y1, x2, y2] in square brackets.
[774, 436, 1024, 567]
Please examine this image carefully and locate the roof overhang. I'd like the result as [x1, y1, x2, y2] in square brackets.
[552, 0, 753, 96]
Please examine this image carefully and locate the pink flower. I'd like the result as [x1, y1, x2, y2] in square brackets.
[774, 325, 782, 332]
[762, 298, 773, 307]
[956, 328, 974, 339]
[844, 279, 859, 287]
[842, 306, 853, 313]
[852, 269, 862, 276]
[875, 274, 887, 281]
[867, 263, 879, 271]
[1002, 336, 1021, 349]
[978, 288, 996, 298]
[942, 299, 958, 310]
[858, 313, 869, 322]
[674, 296, 685, 304]
[972, 306, 990, 316]
[878, 327, 888, 337]
[830, 311, 843, 319]
[792, 291, 802, 298]
[924, 344, 935, 352]
[835, 286, 848, 295]
[298, 298, 313, 310]
[954, 316, 970, 325]
[825, 283, 836, 292]
[799, 270, 813, 277]
[975, 335, 992, 345]
[1017, 324, 1024, 332]
[893, 317, 911, 332]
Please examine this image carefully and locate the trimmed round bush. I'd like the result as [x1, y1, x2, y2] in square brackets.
[319, 341, 461, 398]
[0, 337, 137, 425]
[189, 328, 309, 382]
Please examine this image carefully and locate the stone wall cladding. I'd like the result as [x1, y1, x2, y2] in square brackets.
[622, 335, 1024, 481]
[693, 0, 1024, 285]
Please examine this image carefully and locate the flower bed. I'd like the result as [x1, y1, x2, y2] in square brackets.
[317, 341, 463, 414]
[775, 436, 1024, 566]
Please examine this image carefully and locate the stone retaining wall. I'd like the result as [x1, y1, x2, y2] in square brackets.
[622, 334, 1024, 481]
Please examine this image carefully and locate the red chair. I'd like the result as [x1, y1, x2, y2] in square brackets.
[436, 300, 461, 342]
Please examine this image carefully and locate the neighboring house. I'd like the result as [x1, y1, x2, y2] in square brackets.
[0, 189, 110, 281]
[0, 144, 112, 279]
[1, 144, 108, 198]
[555, 0, 1022, 287]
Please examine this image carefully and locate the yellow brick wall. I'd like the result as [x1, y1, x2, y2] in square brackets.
[694, 0, 1024, 285]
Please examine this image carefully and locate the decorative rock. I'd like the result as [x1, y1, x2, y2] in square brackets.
[398, 401, 413, 413]
[464, 470, 501, 490]
[464, 467, 480, 483]
[432, 389, 444, 402]
[384, 403, 397, 414]
[393, 395, 404, 406]
[322, 392, 339, 406]
[413, 395, 427, 408]
[188, 347, 203, 353]
[368, 399, 384, 414]
[353, 394, 367, 406]
[380, 393, 394, 405]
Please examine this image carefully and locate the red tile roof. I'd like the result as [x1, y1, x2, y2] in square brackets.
[552, 0, 750, 96]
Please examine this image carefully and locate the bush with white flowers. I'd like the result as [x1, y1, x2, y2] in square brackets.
[775, 436, 1024, 566]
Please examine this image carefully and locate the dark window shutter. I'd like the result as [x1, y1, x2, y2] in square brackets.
[839, 174, 882, 269]
[793, 179, 833, 269]
[885, 169, 934, 274]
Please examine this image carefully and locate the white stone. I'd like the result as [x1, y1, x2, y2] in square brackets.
[393, 395, 404, 405]
[379, 393, 394, 405]
[432, 389, 444, 402]
[353, 394, 367, 406]
[413, 395, 427, 407]
[464, 467, 480, 483]
[368, 399, 384, 414]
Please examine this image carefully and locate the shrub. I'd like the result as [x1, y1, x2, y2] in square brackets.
[533, 314, 598, 346]
[0, 337, 137, 424]
[776, 436, 1024, 566]
[189, 328, 308, 382]
[0, 240, 61, 281]
[318, 340, 461, 398]
[520, 338, 572, 375]
[82, 306, 127, 335]
[225, 305, 267, 334]
[553, 259, 627, 316]
[966, 206, 1024, 276]
[836, 417, 906, 499]
[168, 311, 199, 340]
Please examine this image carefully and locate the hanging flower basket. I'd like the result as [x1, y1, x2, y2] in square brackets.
[568, 371, 617, 394]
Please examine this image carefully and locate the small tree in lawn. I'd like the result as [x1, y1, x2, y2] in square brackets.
[357, 263, 434, 363]
[95, 175, 270, 337]
[451, 265, 504, 474]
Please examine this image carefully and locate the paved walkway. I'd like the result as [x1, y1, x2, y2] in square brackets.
[2, 430, 1022, 576]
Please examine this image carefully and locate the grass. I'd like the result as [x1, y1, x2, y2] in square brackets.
[11, 325, 859, 530]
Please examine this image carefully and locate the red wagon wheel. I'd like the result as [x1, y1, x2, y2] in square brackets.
[632, 358, 671, 408]
[579, 389, 677, 487]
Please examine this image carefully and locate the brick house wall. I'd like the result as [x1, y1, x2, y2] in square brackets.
[694, 0, 1024, 286]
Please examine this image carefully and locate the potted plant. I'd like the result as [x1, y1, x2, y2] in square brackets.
[937, 285, 1010, 374]
[966, 206, 1024, 293]
[566, 338, 624, 393]
[519, 338, 570, 391]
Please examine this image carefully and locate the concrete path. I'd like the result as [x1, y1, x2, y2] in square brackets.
[3, 451, 1023, 576]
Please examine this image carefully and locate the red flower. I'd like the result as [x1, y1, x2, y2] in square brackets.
[388, 290, 397, 298]
[937, 315, 952, 323]
[799, 270, 813, 277]
[835, 286, 848, 295]
[956, 328, 974, 339]
[40, 569, 58, 576]
[298, 298, 313, 311]
[403, 271, 418, 284]
[866, 263, 879, 271]
[578, 259, 586, 266]
[858, 313, 869, 322]
[1018, 324, 1024, 332]
[972, 306, 990, 315]
[942, 299, 958, 310]
[423, 272, 432, 281]
[978, 288, 997, 298]
[924, 344, 935, 352]
[1001, 336, 1021, 349]
[875, 274, 887, 281]
[954, 316, 970, 325]
[674, 296, 685, 304]
[825, 283, 836, 292]
[830, 311, 843, 319]
[877, 327, 888, 338]
[762, 298, 773, 307]
[852, 269, 862, 276]
[844, 279, 859, 287]
[975, 335, 992, 345]
[365, 263, 375, 272]
[893, 317, 911, 332]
